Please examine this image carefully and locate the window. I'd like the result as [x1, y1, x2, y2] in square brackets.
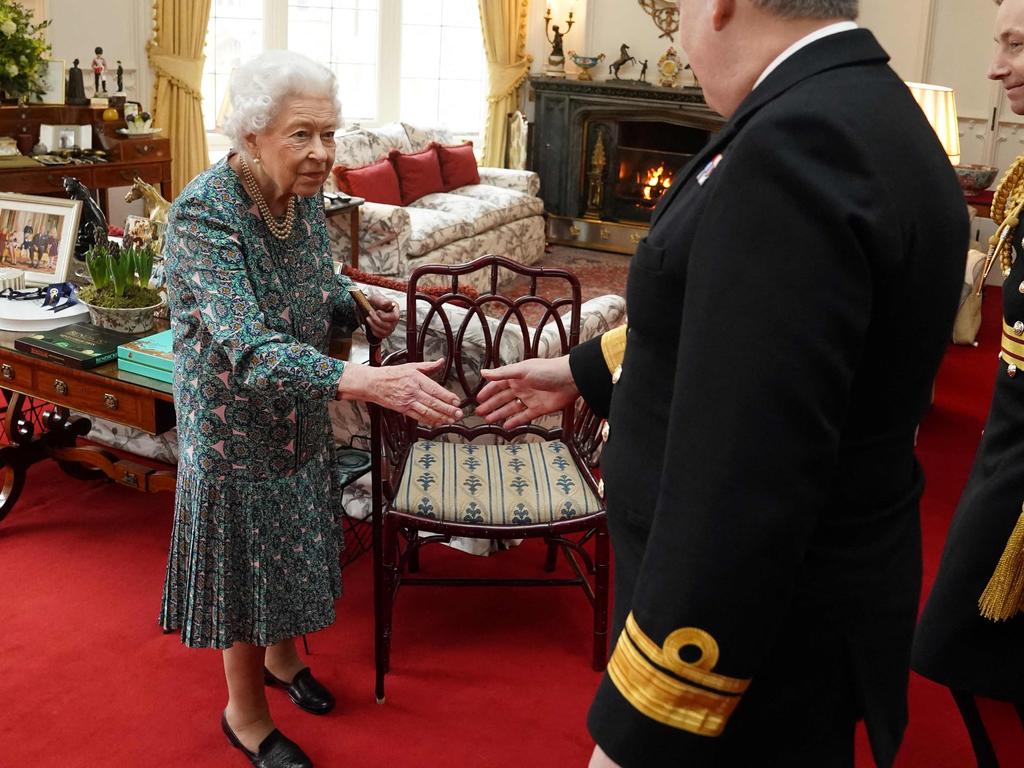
[200, 0, 487, 153]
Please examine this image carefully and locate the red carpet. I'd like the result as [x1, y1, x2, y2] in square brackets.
[0, 287, 1003, 767]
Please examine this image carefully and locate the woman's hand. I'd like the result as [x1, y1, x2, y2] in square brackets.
[338, 358, 463, 427]
[365, 292, 400, 339]
[476, 355, 579, 429]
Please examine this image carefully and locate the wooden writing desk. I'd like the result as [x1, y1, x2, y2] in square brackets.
[0, 105, 172, 213]
[0, 327, 177, 523]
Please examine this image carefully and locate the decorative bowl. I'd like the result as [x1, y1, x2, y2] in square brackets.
[954, 163, 999, 195]
[79, 296, 165, 334]
[569, 51, 605, 81]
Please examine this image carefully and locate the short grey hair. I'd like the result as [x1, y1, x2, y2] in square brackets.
[752, 0, 858, 19]
[222, 49, 341, 147]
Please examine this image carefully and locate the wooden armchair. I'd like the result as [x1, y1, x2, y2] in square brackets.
[369, 255, 609, 702]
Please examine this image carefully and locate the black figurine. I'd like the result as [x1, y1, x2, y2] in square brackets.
[609, 44, 637, 79]
[638, 59, 649, 83]
[62, 177, 108, 260]
[66, 58, 87, 105]
[116, 60, 124, 93]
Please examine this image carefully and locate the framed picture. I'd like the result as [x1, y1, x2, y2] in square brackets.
[123, 214, 156, 250]
[38, 124, 92, 152]
[0, 193, 81, 286]
[37, 59, 65, 105]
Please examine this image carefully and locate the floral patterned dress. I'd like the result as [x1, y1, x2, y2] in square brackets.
[159, 158, 358, 649]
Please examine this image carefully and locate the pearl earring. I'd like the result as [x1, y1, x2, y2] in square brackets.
[253, 156, 261, 165]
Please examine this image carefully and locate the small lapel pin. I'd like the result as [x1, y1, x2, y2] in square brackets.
[697, 153, 723, 186]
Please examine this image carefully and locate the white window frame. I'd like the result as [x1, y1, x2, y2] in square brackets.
[206, 0, 484, 161]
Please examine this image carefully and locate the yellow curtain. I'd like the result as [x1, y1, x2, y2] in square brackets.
[478, 0, 533, 168]
[148, 0, 212, 196]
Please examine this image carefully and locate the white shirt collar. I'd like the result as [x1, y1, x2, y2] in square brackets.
[753, 20, 859, 89]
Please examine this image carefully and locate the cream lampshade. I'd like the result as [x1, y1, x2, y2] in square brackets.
[906, 82, 961, 165]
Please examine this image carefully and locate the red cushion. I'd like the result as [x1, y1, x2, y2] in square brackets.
[435, 142, 480, 191]
[332, 158, 402, 206]
[389, 146, 445, 205]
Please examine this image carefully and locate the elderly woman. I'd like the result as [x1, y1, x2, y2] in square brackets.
[158, 50, 461, 767]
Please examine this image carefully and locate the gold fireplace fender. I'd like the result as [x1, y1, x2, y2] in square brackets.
[547, 215, 646, 256]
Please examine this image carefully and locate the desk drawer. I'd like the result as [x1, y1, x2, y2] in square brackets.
[118, 139, 169, 162]
[93, 162, 168, 189]
[1, 362, 164, 433]
[0, 167, 94, 195]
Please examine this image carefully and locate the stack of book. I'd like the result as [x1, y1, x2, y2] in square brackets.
[117, 329, 173, 383]
[15, 322, 134, 368]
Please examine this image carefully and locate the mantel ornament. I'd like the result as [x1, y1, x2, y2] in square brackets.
[638, 0, 679, 41]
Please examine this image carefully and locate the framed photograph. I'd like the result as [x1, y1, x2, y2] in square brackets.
[0, 193, 81, 286]
[123, 214, 156, 250]
[37, 59, 65, 105]
[38, 124, 92, 152]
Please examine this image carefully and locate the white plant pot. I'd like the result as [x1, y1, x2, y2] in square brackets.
[79, 297, 165, 334]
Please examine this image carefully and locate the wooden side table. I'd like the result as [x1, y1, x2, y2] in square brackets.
[325, 195, 364, 269]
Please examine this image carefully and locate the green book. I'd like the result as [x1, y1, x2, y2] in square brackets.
[117, 329, 173, 372]
[117, 357, 173, 384]
[14, 322, 136, 369]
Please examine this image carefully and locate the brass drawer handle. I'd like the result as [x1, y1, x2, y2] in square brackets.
[103, 393, 119, 410]
[53, 379, 68, 396]
[1, 364, 13, 380]
[630, 233, 643, 244]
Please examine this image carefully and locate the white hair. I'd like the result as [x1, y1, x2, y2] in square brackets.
[222, 49, 341, 148]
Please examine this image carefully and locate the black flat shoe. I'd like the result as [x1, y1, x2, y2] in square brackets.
[264, 667, 336, 715]
[221, 712, 313, 768]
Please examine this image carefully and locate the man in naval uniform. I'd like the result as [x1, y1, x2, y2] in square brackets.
[477, 0, 968, 765]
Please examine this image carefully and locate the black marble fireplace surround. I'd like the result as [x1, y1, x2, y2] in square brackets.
[529, 76, 724, 254]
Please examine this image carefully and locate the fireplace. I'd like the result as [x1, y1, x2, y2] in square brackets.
[529, 77, 724, 254]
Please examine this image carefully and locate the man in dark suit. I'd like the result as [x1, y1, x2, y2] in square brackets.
[477, 0, 967, 765]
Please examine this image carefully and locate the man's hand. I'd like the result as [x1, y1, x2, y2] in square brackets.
[476, 355, 579, 429]
[365, 292, 400, 339]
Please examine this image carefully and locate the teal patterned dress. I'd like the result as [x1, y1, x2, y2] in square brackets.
[159, 157, 358, 649]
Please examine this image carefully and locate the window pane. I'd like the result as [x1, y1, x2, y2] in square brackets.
[400, 78, 440, 126]
[441, 0, 478, 28]
[438, 78, 483, 133]
[337, 63, 378, 124]
[439, 26, 481, 80]
[401, 25, 441, 79]
[402, 0, 442, 26]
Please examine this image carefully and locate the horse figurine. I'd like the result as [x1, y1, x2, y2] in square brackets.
[609, 44, 637, 79]
[124, 177, 171, 226]
[62, 176, 109, 260]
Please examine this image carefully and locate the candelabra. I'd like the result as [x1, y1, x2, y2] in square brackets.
[544, 5, 575, 78]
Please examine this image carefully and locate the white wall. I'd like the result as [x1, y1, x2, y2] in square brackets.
[33, 0, 156, 223]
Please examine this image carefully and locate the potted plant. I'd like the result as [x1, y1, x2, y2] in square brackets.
[0, 1, 51, 103]
[78, 242, 164, 333]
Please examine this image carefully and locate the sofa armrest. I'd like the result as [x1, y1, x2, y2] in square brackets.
[477, 167, 541, 197]
[325, 202, 412, 276]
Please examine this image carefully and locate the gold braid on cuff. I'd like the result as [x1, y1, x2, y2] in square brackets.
[606, 613, 751, 737]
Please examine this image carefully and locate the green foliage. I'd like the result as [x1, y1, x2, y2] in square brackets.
[0, 1, 51, 100]
[82, 242, 161, 309]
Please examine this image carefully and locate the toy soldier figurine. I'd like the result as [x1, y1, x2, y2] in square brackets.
[116, 60, 124, 94]
[92, 46, 107, 93]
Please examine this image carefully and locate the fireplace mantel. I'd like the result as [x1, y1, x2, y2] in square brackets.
[529, 76, 725, 254]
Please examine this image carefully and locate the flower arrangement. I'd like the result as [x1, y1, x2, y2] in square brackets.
[0, 1, 51, 102]
[78, 242, 164, 332]
[80, 242, 162, 309]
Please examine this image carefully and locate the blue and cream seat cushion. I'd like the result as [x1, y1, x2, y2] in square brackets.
[394, 440, 601, 525]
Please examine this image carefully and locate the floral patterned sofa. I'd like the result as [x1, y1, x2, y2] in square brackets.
[325, 122, 546, 292]
[84, 284, 626, 553]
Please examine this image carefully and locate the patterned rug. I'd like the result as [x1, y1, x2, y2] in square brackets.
[498, 245, 629, 326]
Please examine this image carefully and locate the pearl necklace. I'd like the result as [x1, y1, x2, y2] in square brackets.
[238, 155, 296, 241]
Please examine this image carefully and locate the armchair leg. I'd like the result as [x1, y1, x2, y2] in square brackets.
[408, 534, 420, 573]
[544, 539, 559, 572]
[593, 524, 610, 671]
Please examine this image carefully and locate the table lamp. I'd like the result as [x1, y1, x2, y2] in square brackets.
[906, 82, 961, 165]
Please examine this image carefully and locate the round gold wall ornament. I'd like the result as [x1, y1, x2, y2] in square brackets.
[638, 0, 679, 41]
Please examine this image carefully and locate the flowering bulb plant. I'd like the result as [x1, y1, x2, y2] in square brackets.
[0, 1, 51, 101]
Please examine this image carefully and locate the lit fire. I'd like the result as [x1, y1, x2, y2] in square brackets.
[641, 164, 673, 202]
